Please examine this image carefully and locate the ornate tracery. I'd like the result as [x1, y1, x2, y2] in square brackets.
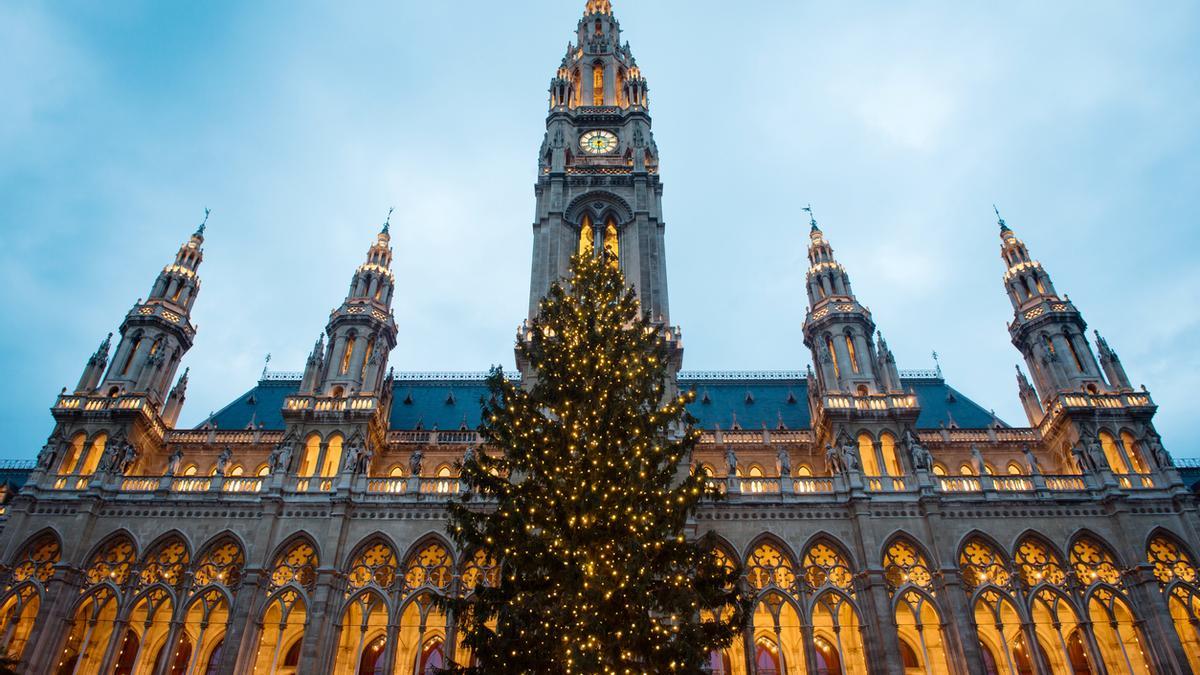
[138, 536, 189, 588]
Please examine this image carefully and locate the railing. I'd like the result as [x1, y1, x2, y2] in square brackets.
[295, 478, 334, 493]
[0, 460, 36, 470]
[823, 394, 918, 413]
[367, 478, 408, 494]
[937, 477, 982, 493]
[1175, 458, 1200, 468]
[992, 476, 1034, 492]
[222, 478, 263, 493]
[741, 478, 780, 494]
[793, 478, 835, 493]
[420, 479, 460, 495]
[864, 476, 909, 492]
[1118, 474, 1155, 489]
[52, 474, 91, 490]
[1045, 475, 1087, 491]
[120, 477, 158, 492]
[166, 430, 284, 445]
[171, 477, 211, 492]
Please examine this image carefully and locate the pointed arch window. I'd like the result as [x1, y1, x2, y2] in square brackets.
[746, 541, 796, 592]
[603, 216, 619, 267]
[402, 542, 453, 596]
[58, 433, 87, 475]
[1098, 431, 1130, 475]
[345, 541, 399, 594]
[883, 539, 932, 593]
[1014, 537, 1067, 587]
[1070, 536, 1121, 587]
[194, 539, 245, 588]
[803, 541, 854, 592]
[579, 214, 595, 256]
[1065, 332, 1085, 372]
[1119, 431, 1148, 474]
[592, 63, 605, 106]
[84, 535, 136, 586]
[269, 540, 318, 591]
[845, 334, 860, 374]
[340, 336, 357, 375]
[958, 537, 1011, 590]
[120, 338, 142, 376]
[139, 537, 189, 588]
[826, 335, 841, 380]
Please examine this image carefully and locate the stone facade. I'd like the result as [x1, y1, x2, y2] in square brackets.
[1, 2, 1198, 674]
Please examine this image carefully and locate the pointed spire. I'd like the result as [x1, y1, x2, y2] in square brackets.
[193, 207, 210, 241]
[994, 204, 1009, 233]
[94, 333, 113, 361]
[803, 204, 819, 232]
[381, 207, 394, 237]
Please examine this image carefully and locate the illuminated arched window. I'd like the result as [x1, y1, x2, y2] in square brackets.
[1098, 431, 1130, 475]
[340, 336, 356, 375]
[803, 541, 854, 593]
[958, 537, 1010, 590]
[972, 588, 1031, 675]
[603, 217, 619, 267]
[857, 433, 880, 477]
[880, 432, 902, 477]
[1014, 536, 1067, 588]
[845, 334, 860, 373]
[578, 214, 595, 256]
[592, 63, 605, 106]
[182, 464, 198, 477]
[959, 463, 976, 477]
[57, 586, 120, 674]
[58, 433, 87, 475]
[1070, 536, 1121, 587]
[1120, 431, 1148, 474]
[139, 536, 189, 588]
[402, 542, 453, 596]
[1065, 333, 1085, 372]
[571, 69, 582, 108]
[460, 549, 500, 596]
[1146, 534, 1200, 671]
[299, 435, 320, 477]
[745, 540, 796, 592]
[932, 464, 947, 476]
[321, 435, 343, 478]
[9, 533, 60, 585]
[84, 535, 136, 586]
[270, 539, 318, 591]
[826, 335, 841, 379]
[1006, 462, 1024, 475]
[78, 433, 108, 477]
[0, 534, 61, 661]
[1088, 588, 1152, 674]
[194, 538, 245, 588]
[360, 336, 376, 382]
[345, 540, 399, 594]
[179, 588, 229, 675]
[895, 589, 950, 674]
[252, 589, 306, 675]
[883, 539, 932, 593]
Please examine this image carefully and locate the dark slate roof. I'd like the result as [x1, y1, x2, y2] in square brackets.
[202, 372, 1004, 432]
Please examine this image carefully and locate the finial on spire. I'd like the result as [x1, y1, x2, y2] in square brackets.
[261, 353, 271, 379]
[802, 204, 819, 231]
[196, 207, 210, 237]
[382, 207, 394, 235]
[586, 0, 613, 15]
[993, 204, 1009, 232]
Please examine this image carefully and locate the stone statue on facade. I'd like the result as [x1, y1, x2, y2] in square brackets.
[725, 446, 738, 476]
[904, 429, 933, 471]
[167, 448, 184, 476]
[1022, 446, 1041, 475]
[825, 444, 843, 474]
[36, 432, 63, 470]
[1082, 434, 1107, 473]
[971, 445, 986, 475]
[1143, 430, 1172, 468]
[117, 443, 137, 475]
[270, 437, 294, 475]
[409, 448, 424, 477]
[463, 446, 477, 467]
[215, 447, 233, 476]
[776, 446, 791, 477]
[95, 444, 118, 476]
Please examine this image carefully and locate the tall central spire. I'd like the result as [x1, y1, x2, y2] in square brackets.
[523, 0, 677, 382]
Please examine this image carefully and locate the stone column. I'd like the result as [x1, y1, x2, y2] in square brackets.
[860, 570, 904, 674]
[1124, 566, 1192, 673]
[21, 567, 83, 674]
[220, 569, 265, 675]
[934, 574, 984, 675]
[298, 570, 338, 671]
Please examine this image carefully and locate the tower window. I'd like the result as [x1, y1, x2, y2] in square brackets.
[593, 64, 604, 106]
[604, 217, 619, 267]
[825, 336, 840, 380]
[120, 338, 142, 377]
[360, 337, 376, 382]
[579, 215, 595, 256]
[1065, 334, 1085, 372]
[845, 334, 860, 374]
[340, 337, 356, 375]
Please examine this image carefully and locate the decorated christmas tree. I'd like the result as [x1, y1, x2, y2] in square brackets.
[443, 252, 748, 674]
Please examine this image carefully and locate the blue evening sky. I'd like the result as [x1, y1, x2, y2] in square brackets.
[1, 1, 1197, 459]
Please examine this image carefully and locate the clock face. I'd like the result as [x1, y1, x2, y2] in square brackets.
[580, 130, 618, 154]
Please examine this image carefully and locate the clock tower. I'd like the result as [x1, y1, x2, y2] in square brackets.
[526, 0, 672, 336]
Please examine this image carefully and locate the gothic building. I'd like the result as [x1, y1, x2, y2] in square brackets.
[1, 2, 1198, 674]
